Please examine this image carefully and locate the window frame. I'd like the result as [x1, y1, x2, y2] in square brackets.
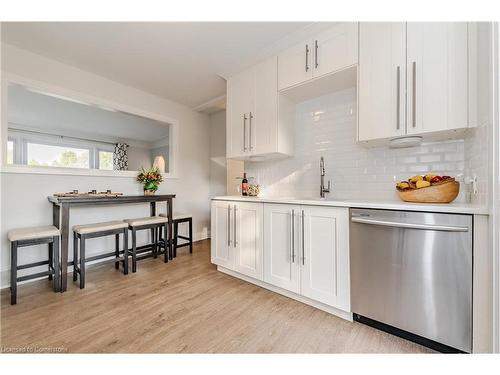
[1, 77, 179, 179]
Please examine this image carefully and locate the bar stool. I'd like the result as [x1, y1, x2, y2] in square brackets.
[8, 225, 61, 305]
[125, 216, 169, 272]
[73, 221, 128, 289]
[160, 213, 193, 257]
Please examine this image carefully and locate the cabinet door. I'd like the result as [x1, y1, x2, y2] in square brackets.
[251, 56, 278, 156]
[211, 200, 234, 269]
[358, 23, 406, 141]
[226, 70, 253, 158]
[233, 202, 264, 280]
[300, 206, 350, 311]
[313, 23, 358, 78]
[278, 41, 313, 90]
[263, 204, 301, 293]
[406, 23, 468, 134]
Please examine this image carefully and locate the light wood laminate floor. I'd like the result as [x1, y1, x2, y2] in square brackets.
[1, 239, 432, 353]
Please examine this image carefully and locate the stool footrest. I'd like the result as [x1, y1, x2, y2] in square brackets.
[17, 270, 54, 283]
[17, 260, 50, 270]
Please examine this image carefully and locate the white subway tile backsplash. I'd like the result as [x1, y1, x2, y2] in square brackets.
[246, 88, 488, 204]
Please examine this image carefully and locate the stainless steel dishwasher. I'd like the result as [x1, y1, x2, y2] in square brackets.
[350, 208, 473, 353]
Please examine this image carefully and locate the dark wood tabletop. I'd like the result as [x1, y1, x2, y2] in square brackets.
[48, 194, 176, 205]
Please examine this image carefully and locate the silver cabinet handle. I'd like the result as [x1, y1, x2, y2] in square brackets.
[227, 204, 231, 246]
[396, 66, 401, 130]
[301, 210, 305, 265]
[233, 205, 238, 247]
[314, 40, 318, 68]
[243, 114, 248, 151]
[305, 44, 310, 72]
[249, 112, 253, 151]
[291, 209, 295, 263]
[412, 61, 417, 128]
[351, 217, 469, 232]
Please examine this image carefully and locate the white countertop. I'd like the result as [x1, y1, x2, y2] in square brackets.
[212, 195, 490, 215]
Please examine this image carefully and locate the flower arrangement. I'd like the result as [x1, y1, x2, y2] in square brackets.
[137, 166, 163, 195]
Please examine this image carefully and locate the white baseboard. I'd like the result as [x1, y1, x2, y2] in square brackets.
[217, 266, 353, 322]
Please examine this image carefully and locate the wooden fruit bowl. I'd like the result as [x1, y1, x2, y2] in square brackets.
[397, 180, 460, 203]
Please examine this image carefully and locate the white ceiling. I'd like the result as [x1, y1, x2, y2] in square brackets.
[1, 22, 335, 109]
[8, 84, 170, 145]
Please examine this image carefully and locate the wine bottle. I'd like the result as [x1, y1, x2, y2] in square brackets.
[242, 173, 248, 196]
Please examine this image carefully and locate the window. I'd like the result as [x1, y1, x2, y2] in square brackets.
[7, 140, 14, 165]
[27, 143, 90, 169]
[98, 150, 113, 170]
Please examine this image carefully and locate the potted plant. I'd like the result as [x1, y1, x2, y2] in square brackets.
[137, 166, 163, 195]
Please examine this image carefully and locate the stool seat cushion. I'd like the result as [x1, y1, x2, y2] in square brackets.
[73, 220, 128, 235]
[125, 216, 168, 227]
[8, 225, 60, 242]
[160, 213, 192, 221]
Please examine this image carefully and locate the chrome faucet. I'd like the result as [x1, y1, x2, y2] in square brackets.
[320, 156, 331, 198]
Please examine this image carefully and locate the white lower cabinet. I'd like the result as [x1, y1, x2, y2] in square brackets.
[213, 200, 350, 314]
[263, 204, 301, 294]
[301, 206, 350, 311]
[211, 200, 233, 269]
[233, 202, 264, 280]
[211, 200, 264, 280]
[263, 203, 350, 312]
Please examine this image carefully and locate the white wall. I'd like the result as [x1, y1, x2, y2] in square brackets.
[127, 145, 153, 171]
[0, 43, 211, 287]
[209, 110, 227, 198]
[246, 87, 488, 204]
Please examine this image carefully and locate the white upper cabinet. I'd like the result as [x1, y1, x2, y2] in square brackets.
[278, 41, 314, 91]
[226, 56, 293, 160]
[313, 23, 358, 79]
[358, 22, 469, 143]
[406, 23, 468, 135]
[226, 68, 253, 158]
[358, 23, 407, 141]
[278, 23, 358, 91]
[253, 58, 278, 156]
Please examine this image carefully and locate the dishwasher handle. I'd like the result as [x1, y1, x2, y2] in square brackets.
[351, 217, 469, 232]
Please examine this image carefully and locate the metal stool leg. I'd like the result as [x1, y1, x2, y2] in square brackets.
[173, 222, 178, 258]
[53, 236, 60, 292]
[123, 228, 129, 275]
[10, 241, 18, 305]
[131, 228, 137, 273]
[163, 222, 168, 263]
[79, 235, 86, 289]
[48, 241, 54, 281]
[188, 218, 193, 254]
[73, 232, 78, 282]
[115, 233, 120, 269]
[153, 226, 158, 259]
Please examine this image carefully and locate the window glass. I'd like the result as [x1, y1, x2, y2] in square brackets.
[27, 143, 90, 169]
[7, 140, 14, 164]
[99, 150, 113, 170]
